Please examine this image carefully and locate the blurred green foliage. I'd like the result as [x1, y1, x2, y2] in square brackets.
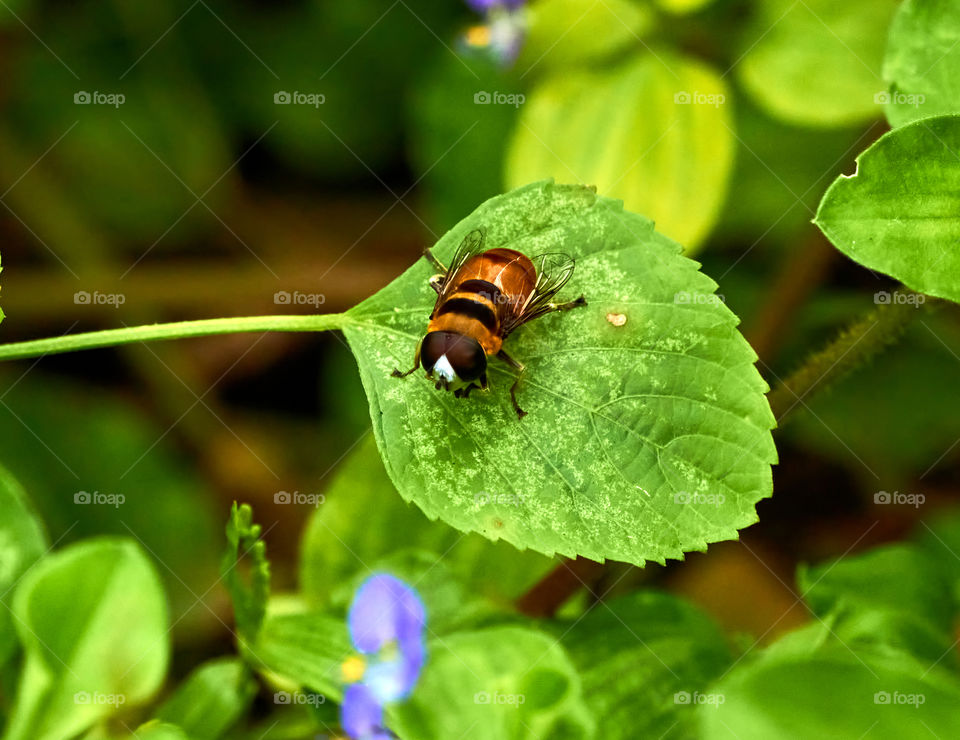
[0, 0, 959, 738]
[0, 373, 220, 627]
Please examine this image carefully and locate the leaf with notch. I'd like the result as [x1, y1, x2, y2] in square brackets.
[815, 115, 960, 303]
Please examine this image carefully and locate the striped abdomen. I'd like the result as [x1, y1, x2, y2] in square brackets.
[428, 248, 537, 356]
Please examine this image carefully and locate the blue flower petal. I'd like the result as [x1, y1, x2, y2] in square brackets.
[348, 574, 426, 655]
[341, 683, 385, 739]
[467, 0, 525, 11]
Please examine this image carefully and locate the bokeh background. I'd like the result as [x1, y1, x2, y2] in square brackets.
[0, 0, 957, 701]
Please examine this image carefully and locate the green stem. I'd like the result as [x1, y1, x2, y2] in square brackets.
[0, 313, 349, 362]
[768, 291, 935, 423]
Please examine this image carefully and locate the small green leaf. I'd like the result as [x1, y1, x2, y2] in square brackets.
[131, 722, 191, 740]
[737, 0, 899, 127]
[815, 115, 960, 303]
[155, 658, 257, 739]
[343, 181, 776, 566]
[4, 538, 169, 740]
[221, 503, 270, 647]
[390, 627, 595, 740]
[798, 544, 956, 665]
[253, 610, 352, 701]
[0, 464, 47, 669]
[519, 0, 655, 74]
[300, 435, 552, 606]
[505, 55, 734, 251]
[555, 591, 732, 739]
[915, 510, 960, 610]
[701, 642, 960, 738]
[883, 0, 960, 127]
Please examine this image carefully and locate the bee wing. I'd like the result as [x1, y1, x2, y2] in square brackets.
[435, 228, 487, 304]
[502, 252, 577, 336]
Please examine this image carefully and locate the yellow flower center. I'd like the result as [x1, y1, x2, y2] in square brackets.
[465, 24, 492, 48]
[341, 655, 366, 683]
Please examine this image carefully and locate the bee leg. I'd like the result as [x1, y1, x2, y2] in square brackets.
[391, 345, 421, 378]
[479, 373, 488, 391]
[549, 294, 587, 312]
[429, 275, 444, 295]
[423, 247, 447, 273]
[497, 350, 528, 420]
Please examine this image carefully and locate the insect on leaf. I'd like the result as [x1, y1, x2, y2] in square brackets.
[342, 181, 777, 566]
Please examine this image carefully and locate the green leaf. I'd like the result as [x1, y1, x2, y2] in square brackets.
[131, 722, 191, 740]
[519, 0, 655, 74]
[915, 510, 960, 610]
[155, 658, 257, 739]
[4, 538, 169, 740]
[252, 610, 352, 702]
[737, 0, 899, 127]
[343, 180, 776, 566]
[0, 465, 47, 669]
[815, 115, 960, 303]
[300, 435, 552, 606]
[505, 55, 734, 251]
[798, 544, 956, 665]
[883, 0, 960, 127]
[701, 643, 960, 738]
[703, 539, 960, 737]
[221, 503, 270, 647]
[555, 591, 732, 738]
[389, 626, 595, 740]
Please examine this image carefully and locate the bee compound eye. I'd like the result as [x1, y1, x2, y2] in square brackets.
[420, 332, 447, 373]
[446, 335, 486, 382]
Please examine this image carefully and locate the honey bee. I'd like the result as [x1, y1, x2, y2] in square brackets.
[392, 228, 586, 418]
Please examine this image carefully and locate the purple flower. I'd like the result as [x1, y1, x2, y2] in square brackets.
[462, 0, 527, 66]
[466, 0, 526, 11]
[341, 684, 392, 740]
[340, 575, 426, 740]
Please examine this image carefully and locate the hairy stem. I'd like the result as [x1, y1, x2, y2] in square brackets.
[0, 313, 349, 362]
[767, 291, 934, 424]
